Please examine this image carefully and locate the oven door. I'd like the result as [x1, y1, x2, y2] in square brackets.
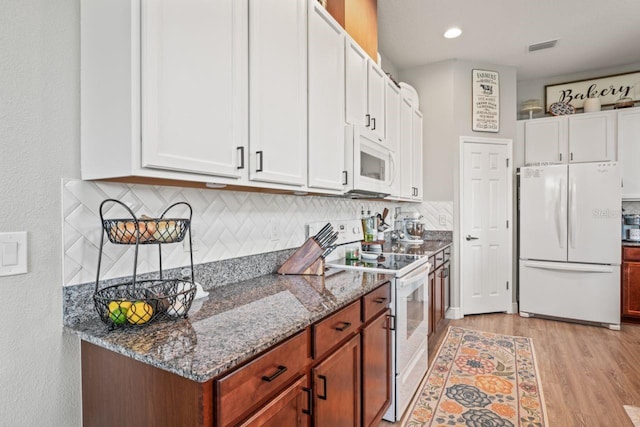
[394, 263, 430, 416]
[345, 125, 394, 196]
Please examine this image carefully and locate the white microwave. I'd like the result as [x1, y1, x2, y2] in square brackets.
[344, 125, 395, 197]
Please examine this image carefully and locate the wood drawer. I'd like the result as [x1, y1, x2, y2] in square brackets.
[313, 300, 362, 360]
[433, 250, 445, 268]
[362, 282, 391, 324]
[215, 330, 310, 427]
[623, 246, 640, 262]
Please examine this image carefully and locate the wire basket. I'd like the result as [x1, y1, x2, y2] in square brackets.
[94, 279, 197, 327]
[94, 199, 196, 329]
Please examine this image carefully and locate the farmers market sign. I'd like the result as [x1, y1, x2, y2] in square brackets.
[545, 70, 640, 111]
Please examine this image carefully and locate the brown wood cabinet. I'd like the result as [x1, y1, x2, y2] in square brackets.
[313, 334, 361, 426]
[81, 281, 393, 427]
[427, 246, 451, 338]
[361, 308, 391, 427]
[326, 0, 378, 61]
[622, 246, 640, 322]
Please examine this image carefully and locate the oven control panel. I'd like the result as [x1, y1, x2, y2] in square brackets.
[307, 219, 363, 245]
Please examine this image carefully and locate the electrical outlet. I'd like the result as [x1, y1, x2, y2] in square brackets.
[438, 214, 447, 226]
[269, 219, 280, 241]
[183, 233, 200, 252]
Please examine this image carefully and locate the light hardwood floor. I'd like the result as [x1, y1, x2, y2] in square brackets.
[381, 314, 640, 427]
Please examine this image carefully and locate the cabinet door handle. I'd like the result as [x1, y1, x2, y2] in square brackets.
[261, 365, 287, 382]
[256, 150, 263, 172]
[371, 117, 376, 130]
[334, 321, 352, 332]
[318, 375, 328, 400]
[365, 114, 371, 127]
[388, 314, 396, 331]
[559, 153, 563, 162]
[342, 170, 348, 185]
[374, 297, 387, 304]
[237, 146, 245, 169]
[570, 152, 574, 161]
[302, 387, 313, 415]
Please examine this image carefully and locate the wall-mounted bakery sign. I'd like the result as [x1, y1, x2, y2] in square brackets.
[545, 70, 640, 111]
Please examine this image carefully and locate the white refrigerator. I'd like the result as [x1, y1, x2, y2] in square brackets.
[519, 162, 621, 329]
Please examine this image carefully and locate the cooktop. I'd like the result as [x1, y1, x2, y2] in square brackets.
[325, 252, 429, 277]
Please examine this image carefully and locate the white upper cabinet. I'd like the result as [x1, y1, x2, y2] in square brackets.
[523, 111, 617, 165]
[618, 107, 640, 200]
[411, 109, 424, 200]
[307, 1, 345, 191]
[568, 111, 616, 163]
[385, 80, 401, 196]
[523, 116, 568, 164]
[367, 61, 386, 140]
[345, 39, 386, 141]
[140, 0, 248, 179]
[399, 97, 414, 199]
[248, 0, 307, 186]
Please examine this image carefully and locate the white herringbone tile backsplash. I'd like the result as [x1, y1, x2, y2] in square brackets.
[63, 179, 453, 286]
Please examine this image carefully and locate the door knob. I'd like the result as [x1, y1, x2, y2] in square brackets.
[466, 235, 479, 241]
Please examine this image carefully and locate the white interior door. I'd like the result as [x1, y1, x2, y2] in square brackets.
[462, 140, 512, 315]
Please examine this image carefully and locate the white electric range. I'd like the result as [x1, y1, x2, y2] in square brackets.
[308, 220, 431, 422]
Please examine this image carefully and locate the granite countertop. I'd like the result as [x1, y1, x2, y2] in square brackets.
[66, 270, 392, 383]
[623, 241, 640, 247]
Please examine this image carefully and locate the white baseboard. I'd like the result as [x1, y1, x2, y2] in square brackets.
[508, 302, 518, 314]
[445, 306, 463, 320]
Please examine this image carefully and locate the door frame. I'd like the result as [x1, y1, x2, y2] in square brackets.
[457, 136, 514, 317]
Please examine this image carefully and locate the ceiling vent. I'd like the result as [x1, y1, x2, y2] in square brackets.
[528, 39, 558, 52]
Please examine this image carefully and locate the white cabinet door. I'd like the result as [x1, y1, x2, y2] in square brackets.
[399, 97, 413, 199]
[345, 39, 368, 128]
[619, 107, 640, 199]
[411, 109, 423, 200]
[141, 0, 247, 178]
[568, 111, 616, 163]
[385, 80, 401, 196]
[249, 0, 307, 186]
[523, 116, 567, 164]
[307, 2, 345, 191]
[368, 62, 386, 141]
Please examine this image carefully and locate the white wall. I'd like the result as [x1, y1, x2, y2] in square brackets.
[0, 0, 82, 425]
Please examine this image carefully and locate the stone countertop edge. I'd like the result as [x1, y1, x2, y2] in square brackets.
[623, 241, 640, 247]
[65, 270, 393, 383]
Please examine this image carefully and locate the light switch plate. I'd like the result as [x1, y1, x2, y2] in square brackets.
[0, 232, 27, 276]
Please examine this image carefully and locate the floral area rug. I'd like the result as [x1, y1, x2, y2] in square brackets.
[404, 326, 547, 427]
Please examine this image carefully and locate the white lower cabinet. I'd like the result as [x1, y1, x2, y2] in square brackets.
[619, 107, 640, 200]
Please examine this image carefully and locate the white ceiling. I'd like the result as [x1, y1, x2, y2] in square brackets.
[378, 0, 640, 81]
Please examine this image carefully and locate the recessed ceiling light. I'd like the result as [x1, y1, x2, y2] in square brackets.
[444, 27, 462, 39]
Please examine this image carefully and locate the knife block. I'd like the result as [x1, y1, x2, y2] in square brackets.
[277, 237, 325, 276]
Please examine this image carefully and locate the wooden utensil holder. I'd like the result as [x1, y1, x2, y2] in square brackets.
[277, 237, 325, 276]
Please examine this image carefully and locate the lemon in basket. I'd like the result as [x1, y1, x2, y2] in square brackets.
[108, 300, 133, 325]
[126, 301, 153, 325]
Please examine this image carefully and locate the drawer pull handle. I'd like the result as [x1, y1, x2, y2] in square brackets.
[302, 387, 312, 415]
[334, 321, 352, 332]
[318, 375, 328, 400]
[374, 297, 387, 304]
[261, 365, 287, 382]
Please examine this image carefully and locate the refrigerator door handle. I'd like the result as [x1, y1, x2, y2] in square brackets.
[523, 260, 615, 273]
[568, 177, 577, 249]
[556, 180, 566, 249]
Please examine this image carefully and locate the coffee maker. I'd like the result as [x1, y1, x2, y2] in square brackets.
[392, 208, 425, 244]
